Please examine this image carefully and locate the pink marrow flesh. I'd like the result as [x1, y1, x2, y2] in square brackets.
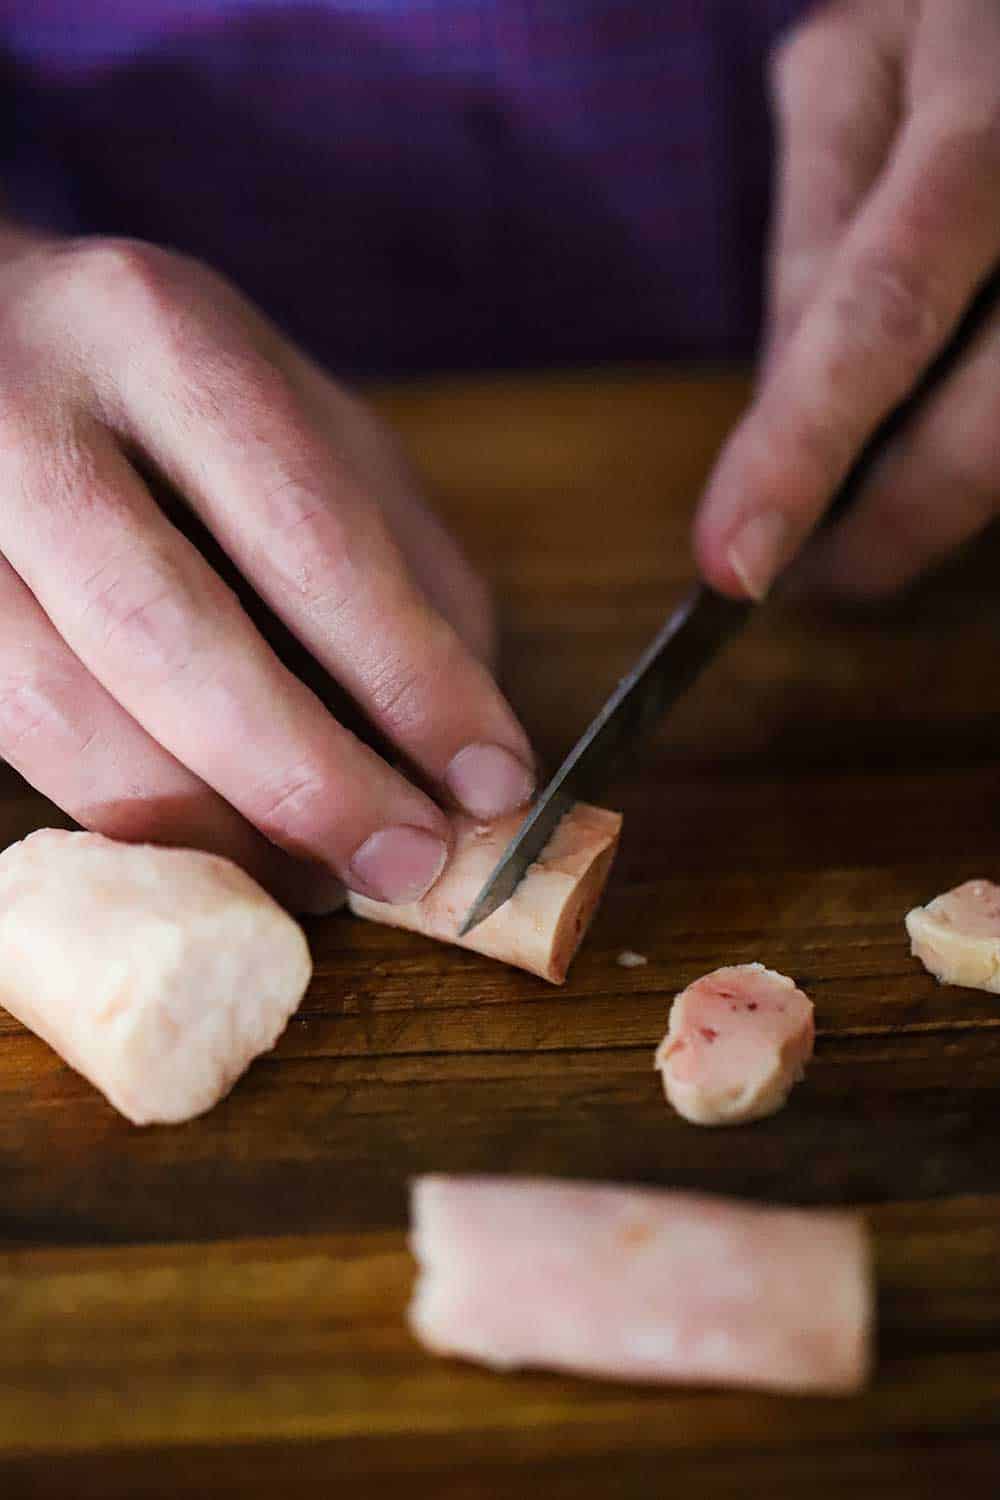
[0, 829, 312, 1125]
[349, 803, 621, 983]
[656, 963, 814, 1126]
[409, 1176, 872, 1394]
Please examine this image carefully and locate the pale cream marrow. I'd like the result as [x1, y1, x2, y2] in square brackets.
[906, 879, 1000, 994]
[349, 803, 621, 983]
[409, 1175, 872, 1394]
[0, 829, 312, 1124]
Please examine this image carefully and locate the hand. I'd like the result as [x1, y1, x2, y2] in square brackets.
[694, 0, 1000, 602]
[0, 227, 535, 910]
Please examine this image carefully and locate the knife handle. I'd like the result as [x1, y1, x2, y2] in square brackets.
[824, 267, 1000, 526]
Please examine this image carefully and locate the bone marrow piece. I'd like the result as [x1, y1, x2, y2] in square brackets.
[617, 949, 648, 968]
[905, 879, 1000, 994]
[349, 802, 622, 983]
[409, 1175, 872, 1394]
[655, 963, 814, 1126]
[0, 829, 312, 1124]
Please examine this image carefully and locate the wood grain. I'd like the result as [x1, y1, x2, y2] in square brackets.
[1, 370, 999, 1494]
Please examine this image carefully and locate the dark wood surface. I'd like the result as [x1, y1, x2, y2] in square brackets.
[1, 371, 998, 1495]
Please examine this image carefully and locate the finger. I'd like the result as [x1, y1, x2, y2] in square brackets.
[795, 297, 1000, 599]
[0, 553, 337, 911]
[765, 0, 900, 362]
[695, 76, 1000, 600]
[88, 264, 533, 821]
[285, 357, 498, 667]
[1, 418, 453, 903]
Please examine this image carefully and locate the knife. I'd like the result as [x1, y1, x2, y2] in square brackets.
[459, 268, 1000, 937]
[458, 585, 751, 935]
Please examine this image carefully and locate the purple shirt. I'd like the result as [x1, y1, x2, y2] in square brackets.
[2, 1, 805, 376]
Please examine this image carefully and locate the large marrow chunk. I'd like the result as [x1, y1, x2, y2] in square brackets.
[409, 1176, 872, 1393]
[0, 829, 312, 1124]
[905, 878, 1000, 994]
[655, 963, 814, 1125]
[349, 803, 621, 983]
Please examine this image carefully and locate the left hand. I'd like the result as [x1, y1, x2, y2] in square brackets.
[693, 0, 1000, 602]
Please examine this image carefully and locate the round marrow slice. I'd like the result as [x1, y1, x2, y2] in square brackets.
[655, 963, 814, 1126]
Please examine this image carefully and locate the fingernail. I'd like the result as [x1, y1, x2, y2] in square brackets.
[727, 511, 788, 601]
[349, 825, 448, 904]
[445, 742, 535, 820]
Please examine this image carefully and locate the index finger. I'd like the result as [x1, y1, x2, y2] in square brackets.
[1, 422, 455, 906]
[695, 101, 1000, 599]
[89, 271, 536, 826]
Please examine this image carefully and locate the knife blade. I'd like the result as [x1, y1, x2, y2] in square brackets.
[458, 585, 751, 936]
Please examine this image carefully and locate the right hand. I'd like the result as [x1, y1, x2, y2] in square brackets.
[693, 0, 1000, 604]
[0, 227, 535, 911]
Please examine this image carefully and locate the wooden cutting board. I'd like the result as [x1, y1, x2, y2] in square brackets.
[1, 372, 998, 1496]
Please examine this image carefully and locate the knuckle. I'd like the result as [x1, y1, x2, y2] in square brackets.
[355, 599, 464, 741]
[75, 236, 171, 290]
[0, 659, 72, 758]
[77, 550, 202, 682]
[362, 650, 431, 737]
[259, 481, 356, 606]
[45, 237, 182, 320]
[833, 250, 943, 362]
[16, 238, 214, 392]
[251, 762, 331, 845]
[47, 239, 235, 386]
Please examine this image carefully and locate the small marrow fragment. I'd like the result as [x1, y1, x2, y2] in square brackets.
[905, 879, 1000, 994]
[349, 803, 621, 983]
[655, 963, 814, 1126]
[0, 829, 312, 1125]
[617, 950, 648, 969]
[409, 1175, 872, 1394]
